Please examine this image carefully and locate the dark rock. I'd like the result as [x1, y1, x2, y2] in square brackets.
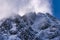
[0, 12, 60, 40]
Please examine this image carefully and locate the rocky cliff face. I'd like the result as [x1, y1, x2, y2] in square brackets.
[0, 12, 60, 40]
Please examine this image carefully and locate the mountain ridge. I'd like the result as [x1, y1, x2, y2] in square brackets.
[0, 12, 60, 40]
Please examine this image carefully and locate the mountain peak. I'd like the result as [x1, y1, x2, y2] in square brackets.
[0, 12, 60, 40]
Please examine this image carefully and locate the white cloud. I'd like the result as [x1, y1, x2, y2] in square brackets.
[18, 0, 52, 16]
[0, 0, 52, 20]
[0, 0, 19, 20]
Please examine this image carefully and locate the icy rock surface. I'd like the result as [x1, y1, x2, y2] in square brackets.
[0, 12, 60, 40]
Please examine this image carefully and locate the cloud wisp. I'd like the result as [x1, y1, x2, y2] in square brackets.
[0, 0, 52, 20]
[18, 0, 52, 16]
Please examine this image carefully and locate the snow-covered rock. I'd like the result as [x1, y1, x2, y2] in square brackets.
[0, 12, 60, 40]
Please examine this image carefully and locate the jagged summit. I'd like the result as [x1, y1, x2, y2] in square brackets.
[0, 12, 60, 40]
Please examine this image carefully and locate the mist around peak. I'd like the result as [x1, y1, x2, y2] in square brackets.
[0, 0, 52, 19]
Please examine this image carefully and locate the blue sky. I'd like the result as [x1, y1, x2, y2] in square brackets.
[53, 0, 60, 19]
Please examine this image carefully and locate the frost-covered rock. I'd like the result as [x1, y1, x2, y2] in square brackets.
[0, 12, 60, 40]
[8, 35, 21, 40]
